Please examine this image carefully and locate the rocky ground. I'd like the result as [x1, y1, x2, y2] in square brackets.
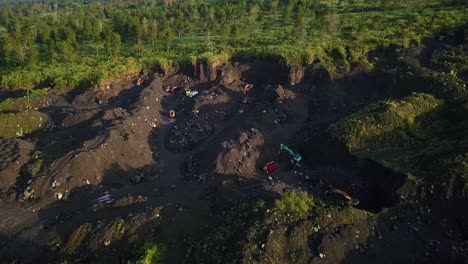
[0, 48, 466, 263]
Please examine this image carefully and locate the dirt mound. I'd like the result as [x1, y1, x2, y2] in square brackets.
[0, 138, 33, 193]
[28, 81, 163, 203]
[215, 129, 264, 177]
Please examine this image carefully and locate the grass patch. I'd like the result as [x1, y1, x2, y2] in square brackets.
[0, 88, 49, 111]
[63, 223, 93, 256]
[101, 218, 128, 247]
[330, 93, 468, 197]
[330, 93, 442, 152]
[22, 151, 44, 178]
[0, 110, 48, 138]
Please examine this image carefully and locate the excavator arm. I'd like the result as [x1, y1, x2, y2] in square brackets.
[331, 188, 360, 206]
[280, 144, 302, 162]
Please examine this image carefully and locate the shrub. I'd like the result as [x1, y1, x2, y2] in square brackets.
[23, 151, 44, 178]
[274, 189, 314, 216]
[135, 241, 167, 264]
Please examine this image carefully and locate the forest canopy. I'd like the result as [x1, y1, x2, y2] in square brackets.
[0, 0, 466, 90]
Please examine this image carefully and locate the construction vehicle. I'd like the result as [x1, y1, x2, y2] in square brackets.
[331, 188, 360, 206]
[185, 89, 199, 98]
[165, 86, 181, 93]
[137, 77, 145, 85]
[280, 144, 302, 163]
[169, 110, 176, 118]
[263, 161, 279, 174]
[243, 83, 254, 94]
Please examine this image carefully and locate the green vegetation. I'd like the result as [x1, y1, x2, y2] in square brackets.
[100, 218, 128, 247]
[186, 200, 266, 263]
[393, 66, 468, 102]
[274, 189, 314, 216]
[0, 0, 466, 93]
[22, 151, 44, 178]
[330, 93, 468, 197]
[0, 88, 49, 111]
[0, 0, 464, 139]
[63, 223, 93, 256]
[0, 110, 47, 138]
[187, 194, 368, 263]
[330, 93, 442, 152]
[135, 241, 167, 264]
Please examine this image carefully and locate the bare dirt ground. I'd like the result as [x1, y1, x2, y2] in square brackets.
[0, 60, 466, 263]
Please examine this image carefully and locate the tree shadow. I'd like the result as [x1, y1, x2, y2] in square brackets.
[240, 60, 290, 86]
[0, 234, 57, 263]
[341, 199, 468, 263]
[0, 89, 27, 101]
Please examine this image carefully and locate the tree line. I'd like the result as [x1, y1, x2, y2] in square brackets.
[0, 0, 465, 90]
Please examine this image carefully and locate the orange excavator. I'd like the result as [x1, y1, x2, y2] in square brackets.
[243, 83, 254, 94]
[241, 84, 255, 104]
[331, 188, 360, 206]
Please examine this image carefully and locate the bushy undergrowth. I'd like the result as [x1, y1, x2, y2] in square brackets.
[330, 93, 468, 197]
[330, 93, 442, 152]
[274, 189, 315, 216]
[22, 151, 44, 178]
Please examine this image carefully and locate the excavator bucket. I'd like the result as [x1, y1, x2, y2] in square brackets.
[350, 198, 360, 206]
[243, 84, 254, 93]
[331, 188, 359, 206]
[186, 89, 199, 97]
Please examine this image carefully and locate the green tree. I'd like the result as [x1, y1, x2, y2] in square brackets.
[105, 32, 121, 57]
[270, 0, 280, 15]
[56, 41, 76, 61]
[324, 10, 340, 36]
[283, 0, 295, 23]
[147, 20, 158, 45]
[82, 20, 93, 41]
[248, 4, 260, 24]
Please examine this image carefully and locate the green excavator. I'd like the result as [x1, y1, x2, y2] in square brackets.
[280, 144, 302, 163]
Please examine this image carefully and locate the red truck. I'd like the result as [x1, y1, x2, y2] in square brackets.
[137, 77, 145, 85]
[169, 110, 176, 118]
[165, 86, 181, 93]
[263, 161, 279, 174]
